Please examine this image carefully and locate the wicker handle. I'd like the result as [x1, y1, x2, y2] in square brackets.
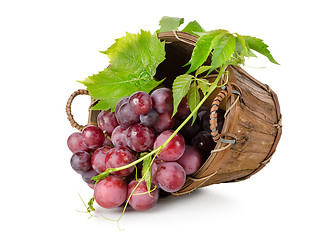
[66, 89, 90, 131]
[209, 84, 232, 142]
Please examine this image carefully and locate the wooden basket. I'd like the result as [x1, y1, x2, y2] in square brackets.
[66, 31, 282, 196]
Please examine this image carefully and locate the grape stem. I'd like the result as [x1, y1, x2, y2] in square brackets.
[92, 146, 162, 181]
[92, 63, 229, 182]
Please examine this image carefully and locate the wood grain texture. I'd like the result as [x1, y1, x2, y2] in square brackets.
[176, 65, 282, 194]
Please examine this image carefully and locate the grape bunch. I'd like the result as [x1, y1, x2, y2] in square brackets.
[67, 88, 225, 211]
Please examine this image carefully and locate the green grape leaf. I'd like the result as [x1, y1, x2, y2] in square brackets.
[210, 33, 236, 70]
[235, 34, 248, 56]
[197, 79, 210, 95]
[235, 36, 257, 58]
[186, 30, 228, 74]
[187, 82, 200, 124]
[141, 152, 153, 193]
[182, 20, 204, 35]
[79, 30, 166, 111]
[172, 74, 194, 116]
[243, 35, 279, 64]
[158, 16, 184, 33]
[195, 65, 216, 77]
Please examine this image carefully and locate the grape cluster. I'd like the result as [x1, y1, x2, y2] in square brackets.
[67, 88, 225, 211]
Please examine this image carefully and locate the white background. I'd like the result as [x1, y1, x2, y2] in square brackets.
[1, 0, 318, 239]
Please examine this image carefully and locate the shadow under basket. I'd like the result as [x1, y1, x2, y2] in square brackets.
[66, 31, 282, 196]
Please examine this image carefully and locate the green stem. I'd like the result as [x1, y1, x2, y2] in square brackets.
[195, 77, 211, 85]
[92, 146, 161, 181]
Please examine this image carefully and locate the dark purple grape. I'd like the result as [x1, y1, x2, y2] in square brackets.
[177, 145, 202, 175]
[97, 110, 119, 136]
[111, 125, 128, 148]
[198, 110, 207, 120]
[153, 130, 185, 161]
[153, 112, 174, 133]
[70, 151, 91, 173]
[115, 96, 129, 116]
[67, 132, 89, 153]
[156, 162, 186, 192]
[94, 176, 127, 209]
[129, 91, 152, 115]
[117, 102, 139, 127]
[82, 168, 99, 185]
[191, 131, 216, 158]
[178, 116, 201, 140]
[127, 179, 159, 211]
[81, 125, 105, 150]
[151, 88, 173, 113]
[175, 97, 190, 118]
[140, 109, 159, 127]
[126, 123, 155, 152]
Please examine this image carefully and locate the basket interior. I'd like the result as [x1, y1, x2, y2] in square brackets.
[155, 41, 193, 87]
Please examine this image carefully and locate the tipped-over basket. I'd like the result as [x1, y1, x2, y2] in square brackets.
[66, 31, 282, 196]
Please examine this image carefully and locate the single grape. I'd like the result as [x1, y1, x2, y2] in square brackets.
[191, 131, 216, 158]
[140, 109, 159, 127]
[91, 146, 112, 173]
[81, 125, 105, 150]
[198, 106, 210, 121]
[153, 112, 175, 133]
[178, 116, 201, 140]
[115, 96, 129, 116]
[151, 88, 173, 113]
[177, 145, 202, 175]
[97, 110, 119, 136]
[127, 179, 159, 211]
[117, 102, 139, 127]
[198, 110, 207, 120]
[67, 132, 89, 153]
[156, 162, 186, 192]
[82, 168, 99, 185]
[129, 91, 152, 115]
[175, 97, 190, 118]
[115, 97, 129, 127]
[94, 176, 127, 209]
[106, 147, 135, 177]
[111, 125, 129, 148]
[126, 123, 155, 152]
[70, 151, 91, 173]
[153, 130, 185, 161]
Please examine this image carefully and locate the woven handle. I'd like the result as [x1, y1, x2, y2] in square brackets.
[209, 84, 232, 142]
[66, 89, 90, 131]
